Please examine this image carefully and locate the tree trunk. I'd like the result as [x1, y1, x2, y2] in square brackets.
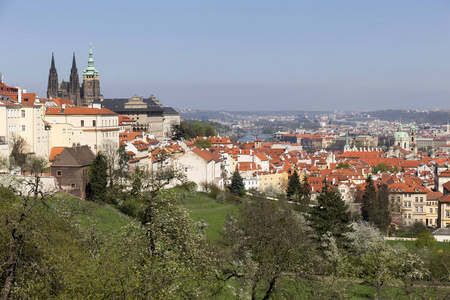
[262, 277, 277, 300]
[2, 232, 18, 300]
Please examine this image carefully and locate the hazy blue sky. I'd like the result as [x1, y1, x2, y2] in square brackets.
[1, 0, 450, 111]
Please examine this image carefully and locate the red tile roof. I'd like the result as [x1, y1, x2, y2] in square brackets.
[427, 191, 443, 201]
[236, 162, 262, 171]
[191, 148, 220, 162]
[46, 106, 117, 115]
[49, 147, 65, 162]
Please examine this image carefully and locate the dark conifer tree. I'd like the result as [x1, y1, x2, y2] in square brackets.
[230, 170, 245, 196]
[299, 175, 311, 207]
[375, 183, 391, 233]
[87, 152, 108, 202]
[286, 170, 301, 201]
[307, 185, 353, 248]
[361, 175, 377, 222]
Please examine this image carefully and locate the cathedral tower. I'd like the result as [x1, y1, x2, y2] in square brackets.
[82, 43, 101, 106]
[47, 53, 58, 98]
[69, 53, 81, 106]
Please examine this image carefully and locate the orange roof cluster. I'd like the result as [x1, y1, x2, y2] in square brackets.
[388, 182, 428, 194]
[132, 140, 149, 151]
[236, 162, 262, 172]
[207, 136, 232, 145]
[119, 115, 137, 125]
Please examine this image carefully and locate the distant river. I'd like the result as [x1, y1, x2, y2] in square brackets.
[238, 133, 272, 143]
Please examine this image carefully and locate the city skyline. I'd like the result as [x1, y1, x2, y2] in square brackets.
[1, 0, 450, 111]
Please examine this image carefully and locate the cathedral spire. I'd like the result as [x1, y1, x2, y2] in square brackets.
[71, 52, 77, 69]
[69, 52, 81, 106]
[47, 52, 58, 98]
[51, 52, 56, 70]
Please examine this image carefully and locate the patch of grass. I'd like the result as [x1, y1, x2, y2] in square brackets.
[172, 188, 240, 243]
[47, 192, 132, 233]
[387, 239, 450, 251]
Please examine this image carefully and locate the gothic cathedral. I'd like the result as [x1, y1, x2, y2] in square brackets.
[47, 44, 101, 106]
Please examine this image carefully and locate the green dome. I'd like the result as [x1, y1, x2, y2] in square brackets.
[393, 122, 409, 139]
[410, 122, 417, 133]
[83, 43, 99, 76]
[393, 131, 409, 139]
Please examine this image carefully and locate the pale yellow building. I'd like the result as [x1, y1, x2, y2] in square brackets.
[259, 171, 288, 192]
[45, 106, 119, 154]
[0, 90, 49, 159]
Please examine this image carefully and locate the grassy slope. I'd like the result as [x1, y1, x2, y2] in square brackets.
[172, 188, 240, 242]
[48, 193, 132, 232]
[46, 191, 450, 299]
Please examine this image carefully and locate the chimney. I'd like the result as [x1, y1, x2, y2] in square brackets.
[17, 86, 22, 103]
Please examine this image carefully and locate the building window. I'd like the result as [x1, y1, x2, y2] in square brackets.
[93, 120, 96, 127]
[415, 197, 418, 202]
[71, 184, 76, 188]
[21, 125, 25, 131]
[62, 129, 66, 134]
[81, 120, 84, 127]
[446, 211, 450, 218]
[21, 110, 25, 117]
[56, 170, 62, 176]
[420, 197, 423, 202]
[430, 208, 433, 213]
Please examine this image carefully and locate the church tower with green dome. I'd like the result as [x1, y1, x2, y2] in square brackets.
[393, 122, 410, 150]
[81, 43, 101, 106]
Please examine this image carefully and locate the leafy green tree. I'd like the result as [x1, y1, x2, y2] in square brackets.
[336, 162, 351, 169]
[372, 163, 399, 174]
[229, 170, 245, 196]
[411, 221, 428, 236]
[415, 230, 437, 249]
[192, 122, 204, 137]
[346, 223, 395, 299]
[286, 170, 301, 201]
[204, 125, 216, 137]
[172, 122, 189, 140]
[194, 138, 212, 149]
[307, 184, 353, 248]
[87, 152, 108, 202]
[221, 199, 318, 299]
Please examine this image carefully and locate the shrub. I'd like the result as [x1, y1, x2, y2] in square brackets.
[209, 184, 221, 199]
